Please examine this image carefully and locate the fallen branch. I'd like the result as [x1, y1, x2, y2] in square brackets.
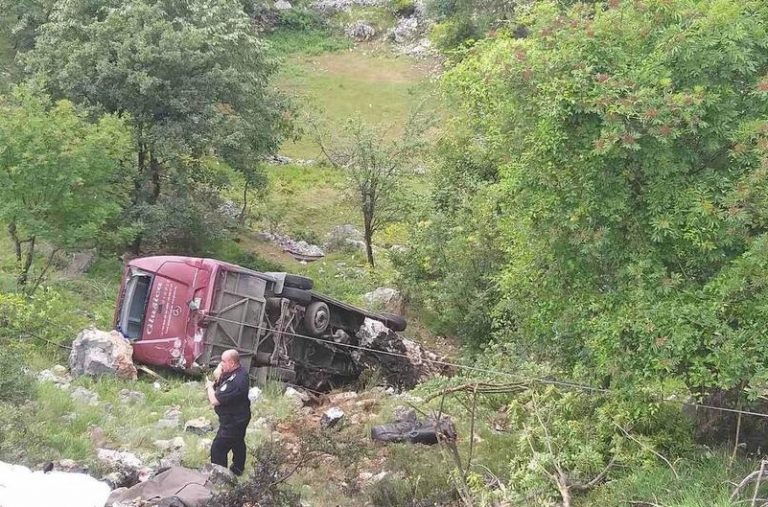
[424, 382, 528, 402]
[614, 423, 679, 480]
[137, 364, 165, 382]
[732, 460, 768, 503]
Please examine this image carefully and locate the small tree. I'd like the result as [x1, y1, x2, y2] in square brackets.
[318, 116, 425, 267]
[23, 0, 288, 253]
[0, 88, 131, 292]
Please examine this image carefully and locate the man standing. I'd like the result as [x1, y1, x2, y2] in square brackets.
[205, 349, 251, 476]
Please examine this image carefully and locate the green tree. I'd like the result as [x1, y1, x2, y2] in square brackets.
[0, 0, 56, 51]
[318, 117, 424, 268]
[425, 0, 768, 394]
[0, 88, 131, 291]
[23, 0, 288, 252]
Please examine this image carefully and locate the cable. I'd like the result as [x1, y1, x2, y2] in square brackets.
[207, 315, 768, 419]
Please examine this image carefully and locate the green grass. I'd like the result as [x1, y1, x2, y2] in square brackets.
[277, 49, 435, 159]
[579, 451, 755, 507]
[266, 27, 352, 58]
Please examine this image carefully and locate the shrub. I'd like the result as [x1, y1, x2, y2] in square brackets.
[390, 0, 416, 16]
[428, 18, 478, 52]
[275, 7, 325, 31]
[0, 341, 35, 404]
[137, 189, 232, 255]
[210, 440, 301, 507]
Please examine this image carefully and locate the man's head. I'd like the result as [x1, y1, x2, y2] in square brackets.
[220, 349, 241, 374]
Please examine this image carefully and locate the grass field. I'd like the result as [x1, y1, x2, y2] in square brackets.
[277, 46, 438, 159]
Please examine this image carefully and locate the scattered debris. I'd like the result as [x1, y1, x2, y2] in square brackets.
[354, 318, 444, 388]
[328, 391, 358, 404]
[263, 154, 315, 165]
[396, 38, 436, 59]
[371, 412, 457, 445]
[321, 406, 345, 428]
[256, 231, 325, 261]
[0, 460, 111, 507]
[184, 417, 213, 435]
[97, 448, 151, 489]
[69, 328, 137, 380]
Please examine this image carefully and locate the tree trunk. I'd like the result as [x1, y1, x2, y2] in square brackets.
[239, 179, 249, 226]
[17, 235, 35, 288]
[131, 130, 146, 255]
[363, 214, 375, 268]
[149, 151, 161, 204]
[7, 222, 22, 263]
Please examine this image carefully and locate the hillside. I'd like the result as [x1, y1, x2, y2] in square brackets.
[3, 1, 768, 507]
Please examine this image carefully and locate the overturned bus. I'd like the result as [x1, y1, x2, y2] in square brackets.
[113, 256, 407, 388]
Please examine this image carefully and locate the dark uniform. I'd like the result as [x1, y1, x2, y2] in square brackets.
[210, 366, 251, 475]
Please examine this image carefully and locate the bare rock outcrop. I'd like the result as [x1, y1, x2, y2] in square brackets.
[69, 328, 137, 380]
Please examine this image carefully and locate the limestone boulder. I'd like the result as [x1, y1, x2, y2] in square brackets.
[69, 328, 137, 380]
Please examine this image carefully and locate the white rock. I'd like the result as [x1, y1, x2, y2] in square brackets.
[52, 364, 69, 376]
[156, 407, 182, 429]
[328, 391, 358, 404]
[392, 16, 420, 44]
[346, 21, 376, 41]
[321, 406, 345, 428]
[284, 387, 309, 407]
[118, 389, 145, 405]
[69, 327, 137, 380]
[248, 386, 262, 402]
[0, 460, 110, 507]
[70, 387, 99, 406]
[275, 0, 292, 9]
[184, 417, 213, 435]
[362, 287, 403, 314]
[154, 437, 185, 452]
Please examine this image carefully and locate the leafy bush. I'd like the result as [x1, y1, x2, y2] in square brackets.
[136, 189, 232, 255]
[211, 241, 286, 273]
[0, 341, 35, 404]
[291, 229, 322, 247]
[428, 18, 479, 52]
[0, 289, 89, 350]
[210, 440, 301, 507]
[266, 28, 352, 57]
[275, 7, 325, 31]
[409, 0, 768, 400]
[389, 0, 415, 16]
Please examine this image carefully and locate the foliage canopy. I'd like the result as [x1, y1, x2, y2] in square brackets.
[406, 0, 768, 394]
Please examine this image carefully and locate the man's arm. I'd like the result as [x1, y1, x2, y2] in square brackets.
[206, 378, 220, 407]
